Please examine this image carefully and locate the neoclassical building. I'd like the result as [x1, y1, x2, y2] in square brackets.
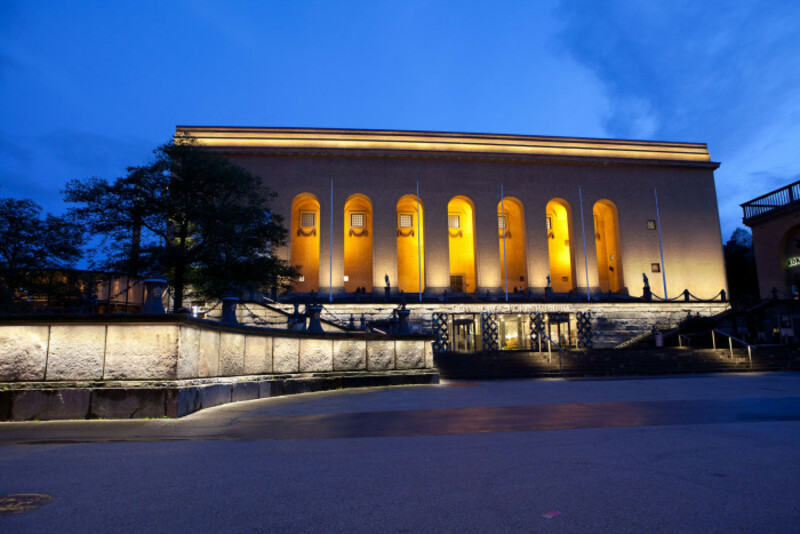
[177, 126, 727, 301]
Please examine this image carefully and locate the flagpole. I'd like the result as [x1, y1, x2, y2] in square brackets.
[329, 179, 333, 303]
[501, 185, 508, 302]
[579, 187, 591, 302]
[416, 180, 422, 303]
[654, 188, 667, 299]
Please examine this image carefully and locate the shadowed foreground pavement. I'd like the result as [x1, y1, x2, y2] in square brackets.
[1, 373, 799, 532]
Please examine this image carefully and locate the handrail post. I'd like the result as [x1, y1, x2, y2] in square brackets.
[711, 330, 716, 350]
[728, 336, 733, 359]
[748, 346, 753, 369]
[547, 338, 552, 363]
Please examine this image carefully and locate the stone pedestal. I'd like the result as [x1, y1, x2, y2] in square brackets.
[142, 278, 167, 314]
[397, 308, 412, 335]
[306, 304, 324, 334]
[221, 295, 239, 325]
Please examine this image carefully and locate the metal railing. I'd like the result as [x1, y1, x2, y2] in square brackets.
[535, 330, 565, 371]
[711, 329, 754, 369]
[741, 180, 800, 223]
[677, 334, 691, 347]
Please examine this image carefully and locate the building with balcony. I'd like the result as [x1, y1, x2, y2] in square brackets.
[742, 180, 800, 298]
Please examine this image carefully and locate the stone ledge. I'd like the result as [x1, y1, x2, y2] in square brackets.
[0, 371, 440, 421]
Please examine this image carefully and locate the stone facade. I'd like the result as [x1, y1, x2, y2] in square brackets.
[178, 126, 728, 301]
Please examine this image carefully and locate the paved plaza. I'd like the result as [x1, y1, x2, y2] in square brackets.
[1, 373, 799, 532]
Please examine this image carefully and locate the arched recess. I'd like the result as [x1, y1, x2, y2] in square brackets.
[396, 194, 425, 293]
[546, 198, 575, 292]
[593, 199, 624, 293]
[290, 193, 320, 292]
[343, 194, 373, 292]
[497, 197, 528, 291]
[447, 196, 477, 293]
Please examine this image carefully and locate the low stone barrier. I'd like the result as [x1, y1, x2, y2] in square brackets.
[0, 315, 433, 382]
[0, 315, 435, 420]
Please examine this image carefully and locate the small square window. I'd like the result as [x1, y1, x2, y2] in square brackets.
[301, 211, 315, 228]
[498, 213, 508, 230]
[651, 263, 661, 273]
[647, 220, 657, 230]
[448, 214, 460, 229]
[399, 213, 413, 228]
[350, 212, 365, 228]
[545, 217, 552, 231]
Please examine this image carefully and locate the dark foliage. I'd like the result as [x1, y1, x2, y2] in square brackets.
[0, 197, 83, 310]
[64, 137, 296, 311]
[723, 227, 760, 304]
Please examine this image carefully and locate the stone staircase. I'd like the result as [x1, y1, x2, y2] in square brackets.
[434, 346, 800, 379]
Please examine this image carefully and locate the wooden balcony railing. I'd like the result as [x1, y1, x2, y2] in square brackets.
[742, 180, 800, 223]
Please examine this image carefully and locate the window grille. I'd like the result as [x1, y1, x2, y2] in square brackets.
[448, 214, 460, 229]
[399, 213, 413, 228]
[301, 211, 315, 228]
[350, 212, 365, 228]
[498, 213, 508, 230]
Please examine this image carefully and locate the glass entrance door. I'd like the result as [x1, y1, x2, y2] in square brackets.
[452, 316, 475, 352]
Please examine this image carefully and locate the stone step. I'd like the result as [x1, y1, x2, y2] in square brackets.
[434, 347, 800, 379]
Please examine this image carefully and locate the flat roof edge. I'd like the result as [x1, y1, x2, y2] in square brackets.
[174, 126, 713, 164]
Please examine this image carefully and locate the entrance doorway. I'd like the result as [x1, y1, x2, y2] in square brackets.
[450, 275, 465, 293]
[546, 312, 573, 348]
[452, 316, 475, 352]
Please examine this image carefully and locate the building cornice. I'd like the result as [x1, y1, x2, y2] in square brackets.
[175, 126, 719, 169]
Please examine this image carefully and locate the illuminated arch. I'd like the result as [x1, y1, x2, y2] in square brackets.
[343, 194, 373, 292]
[497, 197, 528, 291]
[290, 193, 320, 292]
[546, 198, 575, 292]
[396, 194, 425, 293]
[447, 196, 477, 293]
[593, 199, 624, 293]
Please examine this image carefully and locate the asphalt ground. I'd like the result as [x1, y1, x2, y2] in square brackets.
[1, 373, 799, 532]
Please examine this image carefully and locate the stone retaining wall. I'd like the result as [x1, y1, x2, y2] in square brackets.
[0, 316, 433, 383]
[0, 371, 438, 421]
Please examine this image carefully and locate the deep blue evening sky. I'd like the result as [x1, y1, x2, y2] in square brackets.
[2, 1, 799, 239]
